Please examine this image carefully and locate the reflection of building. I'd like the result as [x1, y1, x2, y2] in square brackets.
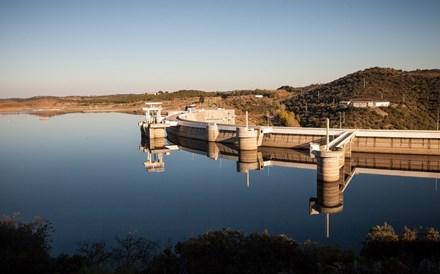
[139, 136, 171, 173]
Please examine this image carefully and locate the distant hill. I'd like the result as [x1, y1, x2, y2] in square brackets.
[2, 67, 440, 129]
[282, 67, 440, 129]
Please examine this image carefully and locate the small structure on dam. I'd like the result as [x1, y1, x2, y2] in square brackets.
[138, 102, 170, 139]
[138, 102, 173, 172]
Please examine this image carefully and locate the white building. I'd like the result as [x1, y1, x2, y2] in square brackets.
[348, 98, 390, 108]
[374, 101, 390, 107]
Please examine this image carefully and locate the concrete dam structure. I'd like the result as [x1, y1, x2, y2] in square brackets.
[138, 101, 440, 238]
[159, 107, 440, 156]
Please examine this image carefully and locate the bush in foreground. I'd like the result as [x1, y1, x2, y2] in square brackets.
[2, 215, 440, 273]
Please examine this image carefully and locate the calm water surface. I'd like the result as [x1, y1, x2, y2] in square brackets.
[1, 113, 439, 255]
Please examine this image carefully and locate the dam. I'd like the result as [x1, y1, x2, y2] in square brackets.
[139, 103, 440, 156]
[138, 103, 440, 238]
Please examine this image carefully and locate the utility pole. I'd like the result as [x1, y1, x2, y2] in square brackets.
[326, 118, 330, 152]
[339, 112, 342, 129]
[437, 109, 439, 131]
[363, 78, 366, 89]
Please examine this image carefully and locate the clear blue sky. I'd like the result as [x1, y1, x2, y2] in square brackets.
[1, 0, 439, 98]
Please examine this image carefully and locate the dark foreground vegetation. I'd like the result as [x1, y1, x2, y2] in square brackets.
[1, 214, 440, 274]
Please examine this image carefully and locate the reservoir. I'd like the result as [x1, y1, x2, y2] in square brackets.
[1, 113, 439, 255]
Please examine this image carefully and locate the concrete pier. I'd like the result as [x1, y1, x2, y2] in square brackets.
[139, 121, 170, 139]
[310, 147, 345, 237]
[310, 149, 345, 238]
[207, 123, 219, 142]
[237, 127, 259, 150]
[315, 149, 345, 182]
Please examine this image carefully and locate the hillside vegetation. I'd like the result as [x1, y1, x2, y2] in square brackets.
[283, 67, 440, 129]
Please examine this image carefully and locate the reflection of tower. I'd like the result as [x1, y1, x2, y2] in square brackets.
[207, 142, 220, 160]
[310, 149, 345, 238]
[139, 136, 170, 173]
[236, 150, 264, 187]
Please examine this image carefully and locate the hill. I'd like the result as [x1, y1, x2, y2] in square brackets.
[282, 67, 440, 129]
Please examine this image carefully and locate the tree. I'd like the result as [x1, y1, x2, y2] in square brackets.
[111, 232, 158, 273]
[76, 240, 110, 268]
[366, 222, 399, 242]
[0, 213, 53, 273]
[274, 104, 300, 127]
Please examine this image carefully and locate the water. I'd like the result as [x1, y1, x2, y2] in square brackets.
[1, 113, 439, 255]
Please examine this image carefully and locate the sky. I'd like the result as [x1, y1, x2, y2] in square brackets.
[0, 0, 439, 98]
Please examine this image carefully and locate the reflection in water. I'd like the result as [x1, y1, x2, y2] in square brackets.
[139, 136, 171, 173]
[310, 178, 345, 238]
[3, 114, 439, 255]
[140, 134, 440, 238]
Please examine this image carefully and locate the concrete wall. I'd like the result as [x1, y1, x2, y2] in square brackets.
[352, 136, 440, 155]
[261, 133, 326, 149]
[351, 152, 440, 171]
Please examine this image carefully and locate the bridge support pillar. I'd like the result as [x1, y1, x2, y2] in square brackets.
[237, 127, 259, 150]
[207, 123, 219, 142]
